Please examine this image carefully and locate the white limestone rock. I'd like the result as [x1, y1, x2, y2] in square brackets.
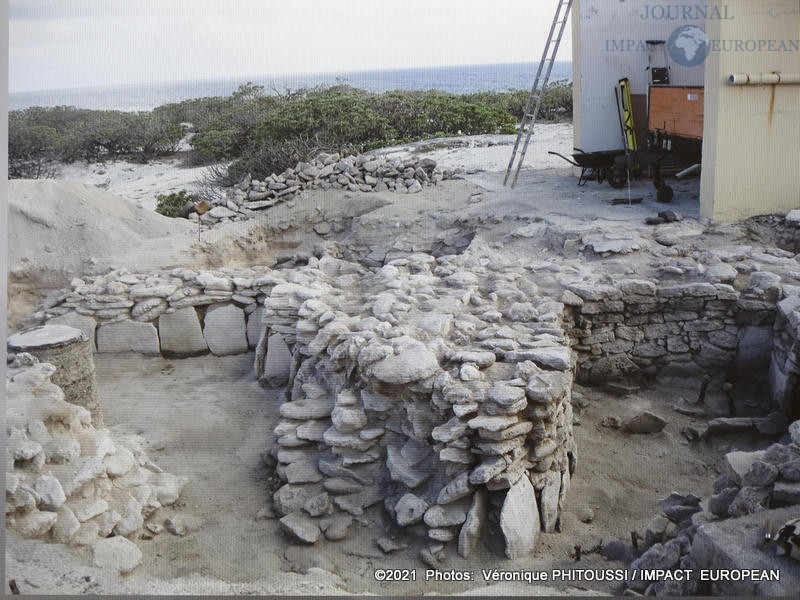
[370, 346, 440, 384]
[279, 511, 320, 544]
[203, 304, 248, 356]
[52, 506, 81, 543]
[458, 488, 488, 558]
[91, 536, 142, 574]
[15, 511, 58, 537]
[48, 313, 98, 351]
[33, 475, 66, 510]
[261, 334, 293, 387]
[540, 472, 561, 533]
[96, 320, 160, 355]
[394, 493, 429, 526]
[500, 475, 540, 559]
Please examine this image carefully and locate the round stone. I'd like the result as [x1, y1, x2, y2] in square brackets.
[8, 325, 85, 350]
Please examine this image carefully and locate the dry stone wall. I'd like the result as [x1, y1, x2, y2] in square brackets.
[5, 353, 187, 573]
[770, 292, 800, 415]
[561, 272, 783, 390]
[196, 153, 459, 227]
[38, 267, 271, 358]
[254, 252, 576, 559]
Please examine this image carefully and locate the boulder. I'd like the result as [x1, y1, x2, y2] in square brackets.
[500, 475, 540, 559]
[458, 488, 488, 559]
[158, 307, 207, 356]
[96, 320, 160, 355]
[203, 304, 248, 355]
[394, 494, 428, 526]
[622, 411, 667, 434]
[370, 346, 440, 384]
[261, 334, 293, 387]
[279, 512, 320, 544]
[91, 536, 142, 574]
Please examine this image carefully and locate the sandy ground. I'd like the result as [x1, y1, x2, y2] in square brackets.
[55, 158, 216, 211]
[5, 352, 741, 596]
[6, 123, 791, 595]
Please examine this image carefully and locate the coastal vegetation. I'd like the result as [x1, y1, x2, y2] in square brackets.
[8, 81, 572, 183]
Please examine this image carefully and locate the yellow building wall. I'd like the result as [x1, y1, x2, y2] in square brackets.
[701, 0, 800, 221]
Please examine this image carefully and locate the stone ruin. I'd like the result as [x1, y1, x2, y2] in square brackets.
[13, 237, 800, 565]
[194, 153, 460, 227]
[5, 326, 187, 574]
[254, 251, 576, 559]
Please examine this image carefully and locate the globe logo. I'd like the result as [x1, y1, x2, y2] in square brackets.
[668, 25, 710, 67]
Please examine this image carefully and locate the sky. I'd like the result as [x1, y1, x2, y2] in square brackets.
[8, 0, 572, 93]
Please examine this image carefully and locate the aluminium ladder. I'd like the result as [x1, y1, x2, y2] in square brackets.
[504, 0, 573, 188]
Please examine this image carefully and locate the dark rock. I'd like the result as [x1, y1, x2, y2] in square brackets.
[780, 458, 800, 482]
[623, 411, 667, 434]
[741, 460, 779, 488]
[659, 492, 701, 523]
[763, 442, 800, 466]
[601, 539, 636, 562]
[727, 486, 769, 517]
[772, 481, 800, 504]
[658, 210, 681, 223]
[627, 539, 682, 592]
[652, 554, 697, 597]
[712, 474, 736, 495]
[708, 487, 739, 518]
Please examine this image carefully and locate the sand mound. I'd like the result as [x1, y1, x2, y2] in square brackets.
[9, 180, 194, 271]
[7, 180, 198, 330]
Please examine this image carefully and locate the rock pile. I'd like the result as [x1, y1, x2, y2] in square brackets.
[611, 420, 800, 596]
[255, 250, 577, 560]
[5, 354, 187, 573]
[194, 153, 459, 227]
[708, 422, 800, 519]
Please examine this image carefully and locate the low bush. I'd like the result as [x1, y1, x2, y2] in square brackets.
[155, 189, 195, 218]
[9, 81, 573, 183]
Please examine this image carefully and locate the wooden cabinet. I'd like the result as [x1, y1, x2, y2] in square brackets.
[648, 86, 704, 140]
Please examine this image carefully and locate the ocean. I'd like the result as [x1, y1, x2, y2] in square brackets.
[9, 62, 572, 113]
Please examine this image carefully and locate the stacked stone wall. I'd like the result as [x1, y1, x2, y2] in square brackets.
[562, 276, 781, 388]
[195, 153, 459, 227]
[770, 293, 800, 416]
[255, 253, 576, 558]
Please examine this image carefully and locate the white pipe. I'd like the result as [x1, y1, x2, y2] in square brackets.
[728, 73, 800, 85]
[676, 163, 701, 179]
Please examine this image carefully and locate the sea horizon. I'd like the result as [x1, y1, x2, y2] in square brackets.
[9, 61, 572, 113]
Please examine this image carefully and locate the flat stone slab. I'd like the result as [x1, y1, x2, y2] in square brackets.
[203, 304, 248, 356]
[500, 474, 540, 559]
[8, 324, 85, 350]
[691, 506, 800, 596]
[91, 536, 142, 574]
[158, 307, 207, 356]
[48, 314, 98, 351]
[261, 333, 293, 387]
[96, 320, 159, 355]
[279, 511, 320, 544]
[370, 346, 440, 384]
[246, 306, 265, 349]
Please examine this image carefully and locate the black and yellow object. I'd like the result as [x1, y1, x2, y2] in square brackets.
[618, 78, 638, 152]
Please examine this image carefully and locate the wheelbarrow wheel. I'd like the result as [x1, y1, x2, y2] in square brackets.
[607, 167, 627, 189]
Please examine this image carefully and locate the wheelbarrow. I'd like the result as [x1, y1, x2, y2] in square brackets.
[548, 148, 627, 189]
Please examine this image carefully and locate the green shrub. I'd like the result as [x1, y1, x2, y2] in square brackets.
[155, 189, 195, 218]
[9, 81, 572, 184]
